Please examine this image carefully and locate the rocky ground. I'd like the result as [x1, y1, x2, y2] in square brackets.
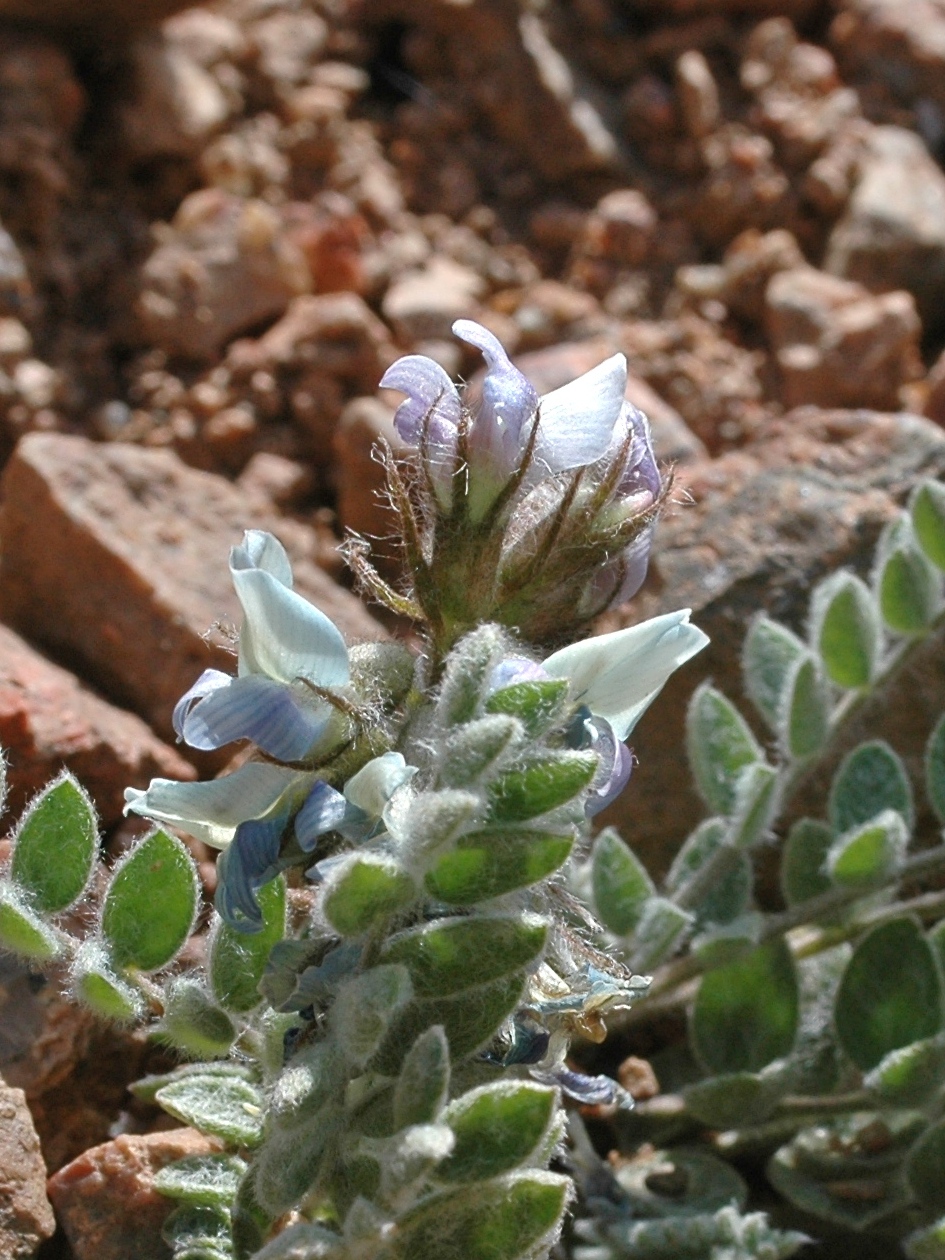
[1, 0, 945, 1254]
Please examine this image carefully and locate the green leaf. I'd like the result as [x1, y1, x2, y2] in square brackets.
[768, 1117, 914, 1231]
[926, 714, 945, 826]
[440, 1083, 556, 1183]
[829, 740, 914, 834]
[484, 678, 569, 736]
[154, 1154, 247, 1206]
[436, 626, 507, 727]
[394, 1026, 450, 1130]
[269, 1040, 345, 1130]
[878, 544, 939, 634]
[609, 1146, 747, 1215]
[781, 818, 834, 907]
[380, 914, 547, 998]
[155, 1074, 264, 1147]
[686, 683, 764, 815]
[865, 1035, 945, 1106]
[438, 716, 522, 789]
[210, 877, 285, 1013]
[101, 828, 198, 971]
[826, 809, 909, 890]
[811, 572, 879, 690]
[667, 819, 751, 928]
[487, 752, 597, 823]
[129, 1061, 254, 1104]
[425, 828, 572, 906]
[684, 1069, 785, 1129]
[160, 980, 237, 1059]
[742, 615, 805, 730]
[780, 654, 829, 760]
[162, 1202, 232, 1256]
[330, 964, 412, 1068]
[692, 938, 799, 1074]
[253, 1108, 342, 1216]
[11, 773, 97, 914]
[911, 480, 945, 571]
[72, 943, 143, 1021]
[323, 854, 415, 937]
[374, 972, 530, 1075]
[591, 828, 654, 936]
[728, 762, 779, 849]
[835, 916, 944, 1070]
[906, 1218, 945, 1260]
[631, 897, 694, 972]
[0, 883, 60, 961]
[390, 1170, 569, 1260]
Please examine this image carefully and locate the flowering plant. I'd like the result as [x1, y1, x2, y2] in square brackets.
[14, 323, 945, 1260]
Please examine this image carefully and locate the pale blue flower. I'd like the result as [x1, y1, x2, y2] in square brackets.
[173, 530, 350, 762]
[380, 319, 628, 519]
[542, 609, 710, 742]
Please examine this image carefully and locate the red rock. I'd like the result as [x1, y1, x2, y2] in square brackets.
[765, 266, 922, 410]
[48, 1128, 222, 1260]
[676, 50, 720, 140]
[136, 190, 311, 362]
[0, 1074, 55, 1259]
[0, 434, 386, 746]
[825, 125, 945, 329]
[382, 255, 486, 344]
[117, 33, 230, 161]
[0, 622, 195, 829]
[578, 190, 658, 268]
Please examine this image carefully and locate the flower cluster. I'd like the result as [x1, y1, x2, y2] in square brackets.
[356, 320, 665, 649]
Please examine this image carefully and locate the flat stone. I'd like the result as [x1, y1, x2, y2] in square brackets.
[0, 1074, 55, 1259]
[48, 1128, 221, 1260]
[0, 0, 194, 29]
[601, 406, 945, 873]
[0, 434, 386, 746]
[0, 622, 194, 829]
[825, 125, 945, 329]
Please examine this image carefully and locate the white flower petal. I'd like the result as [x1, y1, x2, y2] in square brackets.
[534, 353, 628, 471]
[344, 751, 416, 818]
[235, 530, 294, 588]
[543, 609, 709, 739]
[232, 564, 350, 687]
[124, 763, 303, 848]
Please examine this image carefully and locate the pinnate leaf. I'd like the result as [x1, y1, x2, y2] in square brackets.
[826, 809, 909, 890]
[73, 943, 143, 1021]
[380, 914, 547, 999]
[0, 883, 60, 961]
[811, 571, 879, 690]
[390, 1170, 569, 1260]
[781, 818, 834, 907]
[210, 877, 285, 1013]
[591, 828, 654, 936]
[728, 762, 779, 849]
[865, 1035, 945, 1106]
[487, 752, 596, 823]
[394, 1026, 450, 1130]
[779, 654, 829, 760]
[877, 543, 939, 635]
[440, 1082, 557, 1183]
[829, 740, 914, 833]
[667, 819, 751, 928]
[154, 1153, 247, 1206]
[323, 854, 415, 937]
[911, 480, 945, 571]
[484, 678, 569, 736]
[160, 979, 236, 1059]
[684, 1069, 785, 1129]
[631, 897, 694, 972]
[692, 938, 799, 1074]
[156, 1074, 264, 1147]
[742, 615, 805, 729]
[425, 828, 572, 906]
[926, 713, 945, 826]
[102, 828, 198, 971]
[835, 917, 944, 1070]
[907, 1120, 945, 1211]
[686, 683, 763, 815]
[12, 773, 97, 914]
